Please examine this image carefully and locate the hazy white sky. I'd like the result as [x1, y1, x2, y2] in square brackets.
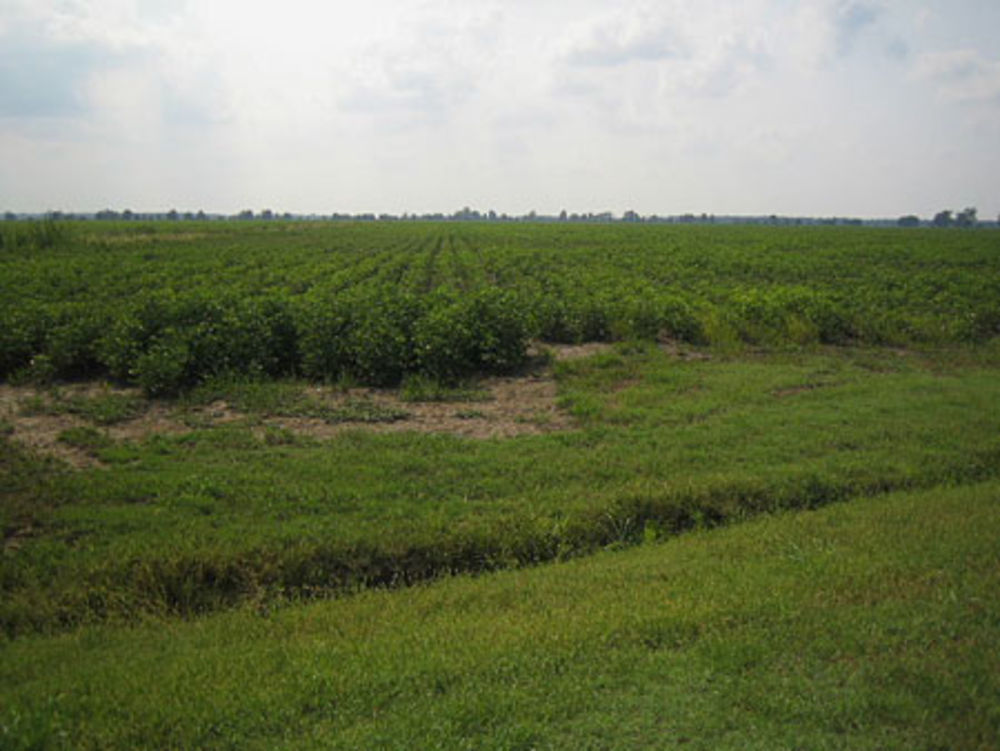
[2, 0, 999, 218]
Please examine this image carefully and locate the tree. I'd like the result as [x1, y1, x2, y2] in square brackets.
[932, 210, 953, 227]
[897, 215, 920, 227]
[955, 207, 977, 228]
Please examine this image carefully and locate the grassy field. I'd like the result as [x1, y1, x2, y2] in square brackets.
[1, 221, 999, 748]
[3, 480, 998, 749]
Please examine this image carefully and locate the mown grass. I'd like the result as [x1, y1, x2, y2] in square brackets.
[2, 344, 999, 634]
[2, 479, 997, 749]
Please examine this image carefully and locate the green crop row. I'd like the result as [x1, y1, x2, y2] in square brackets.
[1, 288, 531, 396]
[2, 222, 999, 393]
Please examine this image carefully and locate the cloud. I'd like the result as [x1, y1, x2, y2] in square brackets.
[549, 5, 774, 138]
[0, 17, 115, 118]
[915, 49, 1000, 104]
[834, 2, 881, 56]
[563, 11, 688, 67]
[688, 35, 771, 98]
[915, 50, 1000, 104]
[340, 6, 501, 122]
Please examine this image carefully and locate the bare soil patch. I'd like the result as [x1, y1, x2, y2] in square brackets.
[268, 374, 571, 441]
[0, 352, 590, 467]
[658, 337, 712, 361]
[545, 342, 614, 361]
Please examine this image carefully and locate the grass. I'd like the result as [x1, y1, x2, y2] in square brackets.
[180, 378, 410, 424]
[19, 388, 143, 425]
[2, 344, 999, 634]
[2, 221, 998, 747]
[399, 374, 493, 403]
[1, 479, 997, 749]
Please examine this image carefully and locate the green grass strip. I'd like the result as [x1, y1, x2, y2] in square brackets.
[2, 481, 998, 749]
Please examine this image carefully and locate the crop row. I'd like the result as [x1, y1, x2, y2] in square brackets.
[2, 288, 531, 395]
[2, 222, 999, 393]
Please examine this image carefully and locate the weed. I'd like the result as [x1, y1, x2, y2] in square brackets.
[57, 426, 112, 452]
[400, 374, 491, 403]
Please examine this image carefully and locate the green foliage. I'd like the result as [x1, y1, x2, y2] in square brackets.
[345, 291, 423, 386]
[0, 221, 997, 748]
[298, 295, 355, 381]
[0, 305, 53, 378]
[618, 294, 705, 342]
[2, 222, 999, 388]
[18, 389, 142, 425]
[415, 288, 530, 382]
[732, 286, 851, 345]
[0, 219, 69, 253]
[97, 295, 301, 396]
[3, 346, 1000, 636]
[2, 481, 999, 749]
[57, 426, 113, 452]
[399, 374, 491, 403]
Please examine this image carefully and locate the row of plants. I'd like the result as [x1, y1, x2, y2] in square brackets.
[1, 287, 533, 395]
[2, 222, 999, 393]
[4, 282, 998, 395]
[0, 218, 70, 252]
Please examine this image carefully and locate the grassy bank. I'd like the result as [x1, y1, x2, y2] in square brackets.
[3, 479, 998, 749]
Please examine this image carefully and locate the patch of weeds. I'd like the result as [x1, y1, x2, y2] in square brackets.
[323, 399, 409, 424]
[260, 426, 300, 446]
[185, 378, 304, 414]
[57, 426, 113, 452]
[18, 389, 143, 426]
[0, 418, 14, 437]
[71, 393, 144, 425]
[177, 411, 214, 429]
[400, 374, 492, 403]
[515, 411, 552, 427]
[526, 345, 556, 367]
[17, 355, 57, 384]
[17, 395, 50, 418]
[330, 372, 360, 393]
[454, 409, 487, 420]
[613, 339, 657, 357]
[180, 378, 410, 425]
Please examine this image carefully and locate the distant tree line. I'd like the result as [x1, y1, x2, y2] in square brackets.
[897, 208, 986, 228]
[3, 206, 998, 227]
[928, 207, 980, 228]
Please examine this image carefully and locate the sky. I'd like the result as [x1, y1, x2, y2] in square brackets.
[1, 0, 999, 219]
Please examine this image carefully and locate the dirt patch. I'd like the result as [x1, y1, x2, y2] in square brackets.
[0, 383, 188, 469]
[255, 373, 572, 441]
[545, 342, 615, 361]
[0, 364, 580, 467]
[659, 337, 712, 361]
